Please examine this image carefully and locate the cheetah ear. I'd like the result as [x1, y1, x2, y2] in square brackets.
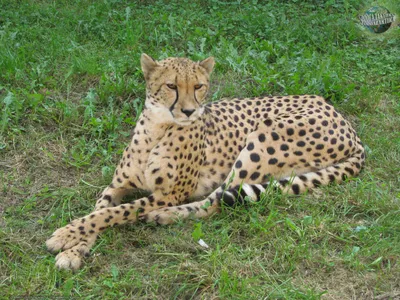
[141, 53, 159, 79]
[199, 57, 215, 75]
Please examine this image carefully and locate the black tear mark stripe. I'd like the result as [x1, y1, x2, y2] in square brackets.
[193, 74, 200, 105]
[169, 75, 179, 112]
[169, 89, 179, 112]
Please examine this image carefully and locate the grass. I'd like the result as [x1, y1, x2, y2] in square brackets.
[1, 0, 399, 298]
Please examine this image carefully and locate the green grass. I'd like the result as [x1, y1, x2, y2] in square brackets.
[1, 0, 400, 298]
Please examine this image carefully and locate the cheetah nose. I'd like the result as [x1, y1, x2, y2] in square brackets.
[181, 109, 196, 117]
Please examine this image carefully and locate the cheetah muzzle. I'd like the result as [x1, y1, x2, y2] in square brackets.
[46, 54, 365, 270]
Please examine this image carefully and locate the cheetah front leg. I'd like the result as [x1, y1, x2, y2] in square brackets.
[46, 191, 181, 270]
[46, 187, 134, 271]
[93, 186, 134, 211]
[143, 188, 223, 225]
[143, 183, 268, 225]
[93, 150, 145, 211]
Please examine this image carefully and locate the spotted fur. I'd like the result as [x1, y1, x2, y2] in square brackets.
[46, 54, 365, 270]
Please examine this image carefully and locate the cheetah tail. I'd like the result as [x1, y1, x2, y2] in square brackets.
[218, 143, 366, 206]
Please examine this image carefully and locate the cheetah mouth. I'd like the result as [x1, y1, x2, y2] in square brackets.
[173, 118, 197, 126]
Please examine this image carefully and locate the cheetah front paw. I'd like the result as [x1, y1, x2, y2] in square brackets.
[46, 220, 97, 253]
[46, 225, 79, 253]
[54, 242, 91, 271]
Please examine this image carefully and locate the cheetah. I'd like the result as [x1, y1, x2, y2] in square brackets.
[46, 54, 365, 270]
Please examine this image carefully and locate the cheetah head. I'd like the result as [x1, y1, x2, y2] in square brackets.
[141, 53, 215, 126]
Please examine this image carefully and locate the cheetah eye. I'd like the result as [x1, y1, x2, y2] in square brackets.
[167, 84, 177, 90]
[194, 84, 203, 90]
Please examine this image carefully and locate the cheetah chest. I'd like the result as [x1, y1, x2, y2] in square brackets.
[142, 124, 205, 198]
